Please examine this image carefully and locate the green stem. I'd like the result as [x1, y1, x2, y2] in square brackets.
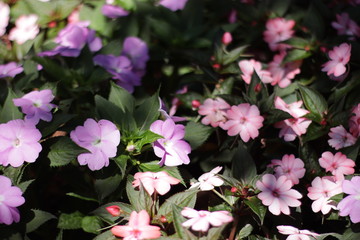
[212, 189, 233, 206]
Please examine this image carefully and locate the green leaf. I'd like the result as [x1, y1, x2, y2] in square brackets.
[283, 37, 310, 49]
[301, 123, 328, 143]
[316, 232, 342, 240]
[171, 204, 194, 240]
[40, 113, 75, 137]
[212, 77, 235, 95]
[48, 137, 89, 167]
[81, 216, 102, 234]
[126, 175, 152, 212]
[0, 89, 22, 123]
[133, 130, 163, 152]
[184, 122, 214, 149]
[134, 92, 160, 131]
[109, 82, 135, 114]
[158, 189, 198, 222]
[26, 209, 56, 233]
[17, 179, 35, 193]
[298, 85, 328, 123]
[113, 155, 129, 178]
[93, 230, 116, 240]
[204, 225, 226, 240]
[223, 45, 248, 66]
[282, 49, 312, 64]
[32, 56, 70, 82]
[237, 224, 253, 239]
[57, 211, 84, 230]
[244, 197, 266, 225]
[231, 144, 257, 184]
[95, 174, 122, 202]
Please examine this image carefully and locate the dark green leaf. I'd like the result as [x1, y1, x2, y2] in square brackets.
[26, 209, 56, 233]
[109, 82, 135, 114]
[0, 89, 22, 123]
[81, 216, 102, 234]
[18, 179, 34, 193]
[93, 230, 116, 240]
[40, 113, 75, 137]
[113, 155, 129, 178]
[134, 130, 163, 152]
[237, 224, 253, 239]
[126, 175, 152, 212]
[57, 211, 84, 230]
[95, 174, 122, 202]
[231, 144, 257, 184]
[244, 197, 266, 225]
[134, 92, 160, 131]
[282, 49, 312, 64]
[171, 204, 194, 240]
[298, 85, 328, 123]
[184, 122, 214, 149]
[223, 46, 248, 66]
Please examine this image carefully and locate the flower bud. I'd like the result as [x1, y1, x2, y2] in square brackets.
[222, 32, 232, 45]
[126, 144, 136, 152]
[191, 100, 201, 109]
[106, 205, 122, 217]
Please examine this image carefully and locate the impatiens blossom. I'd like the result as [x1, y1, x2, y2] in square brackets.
[338, 176, 360, 223]
[0, 175, 25, 225]
[0, 62, 23, 79]
[263, 17, 295, 51]
[106, 205, 122, 217]
[331, 13, 360, 38]
[256, 174, 302, 215]
[121, 37, 149, 77]
[307, 176, 342, 214]
[0, 119, 42, 167]
[190, 166, 224, 191]
[39, 21, 102, 57]
[132, 171, 180, 195]
[0, 2, 10, 37]
[274, 97, 309, 119]
[274, 118, 312, 142]
[198, 98, 230, 128]
[268, 154, 305, 186]
[318, 151, 355, 181]
[70, 118, 120, 171]
[181, 207, 233, 232]
[158, 0, 188, 11]
[111, 210, 161, 239]
[328, 125, 356, 150]
[349, 103, 360, 137]
[13, 89, 57, 125]
[268, 52, 302, 88]
[238, 59, 273, 84]
[102, 0, 129, 18]
[277, 225, 320, 240]
[221, 103, 264, 142]
[9, 14, 39, 44]
[321, 43, 351, 78]
[150, 119, 191, 166]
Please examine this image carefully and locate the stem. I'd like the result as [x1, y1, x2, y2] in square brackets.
[212, 189, 233, 206]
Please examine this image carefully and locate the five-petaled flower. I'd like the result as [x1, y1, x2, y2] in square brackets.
[268, 154, 305, 186]
[190, 166, 224, 191]
[322, 43, 351, 78]
[338, 176, 360, 223]
[277, 225, 320, 240]
[328, 125, 356, 150]
[263, 17, 295, 51]
[198, 98, 230, 128]
[318, 151, 355, 181]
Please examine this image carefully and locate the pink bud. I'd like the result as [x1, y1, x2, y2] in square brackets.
[106, 205, 122, 217]
[192, 100, 201, 109]
[222, 32, 232, 45]
[212, 63, 221, 69]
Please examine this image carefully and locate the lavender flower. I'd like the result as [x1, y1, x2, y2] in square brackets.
[0, 175, 25, 225]
[0, 119, 42, 167]
[158, 0, 188, 11]
[70, 118, 120, 171]
[121, 37, 149, 77]
[0, 62, 23, 78]
[150, 119, 191, 166]
[102, 4, 129, 18]
[338, 176, 360, 223]
[13, 89, 57, 125]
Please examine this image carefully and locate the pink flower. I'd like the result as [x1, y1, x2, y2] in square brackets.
[328, 125, 356, 150]
[158, 0, 188, 11]
[274, 118, 311, 142]
[150, 119, 191, 166]
[198, 98, 230, 128]
[274, 97, 309, 119]
[349, 103, 360, 137]
[0, 119, 42, 167]
[307, 176, 342, 214]
[181, 207, 233, 232]
[238, 59, 273, 84]
[13, 89, 57, 125]
[0, 2, 10, 37]
[9, 15, 39, 45]
[338, 176, 360, 223]
[263, 17, 295, 51]
[318, 151, 355, 181]
[331, 13, 360, 38]
[277, 225, 320, 240]
[268, 52, 302, 88]
[190, 166, 224, 191]
[268, 154, 305, 186]
[70, 119, 120, 171]
[321, 43, 351, 78]
[222, 32, 232, 45]
[256, 174, 302, 215]
[111, 210, 161, 239]
[132, 171, 180, 196]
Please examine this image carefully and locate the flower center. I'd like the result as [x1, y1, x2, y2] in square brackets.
[13, 138, 21, 147]
[239, 117, 247, 124]
[92, 138, 101, 146]
[272, 190, 279, 198]
[33, 100, 42, 107]
[163, 140, 173, 148]
[355, 194, 360, 201]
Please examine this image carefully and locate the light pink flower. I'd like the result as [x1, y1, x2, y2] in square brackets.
[277, 225, 320, 240]
[0, 2, 10, 37]
[338, 176, 360, 223]
[158, 0, 188, 11]
[221, 103, 264, 142]
[111, 210, 161, 239]
[328, 125, 356, 150]
[238, 59, 273, 84]
[132, 171, 180, 196]
[222, 32, 232, 45]
[256, 174, 302, 215]
[198, 98, 230, 128]
[9, 15, 39, 45]
[268, 154, 305, 186]
[181, 207, 233, 232]
[268, 51, 302, 88]
[331, 13, 360, 38]
[190, 166, 224, 191]
[321, 43, 351, 78]
[349, 103, 360, 137]
[263, 17, 295, 51]
[307, 176, 342, 214]
[274, 118, 312, 142]
[274, 97, 309, 119]
[319, 152, 355, 181]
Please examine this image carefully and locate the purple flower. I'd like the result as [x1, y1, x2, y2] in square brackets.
[0, 175, 25, 225]
[0, 119, 42, 167]
[39, 21, 102, 57]
[70, 118, 120, 171]
[93, 54, 141, 93]
[158, 0, 188, 11]
[338, 176, 360, 223]
[0, 62, 23, 78]
[13, 89, 57, 125]
[150, 119, 191, 166]
[102, 4, 129, 18]
[121, 37, 149, 77]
